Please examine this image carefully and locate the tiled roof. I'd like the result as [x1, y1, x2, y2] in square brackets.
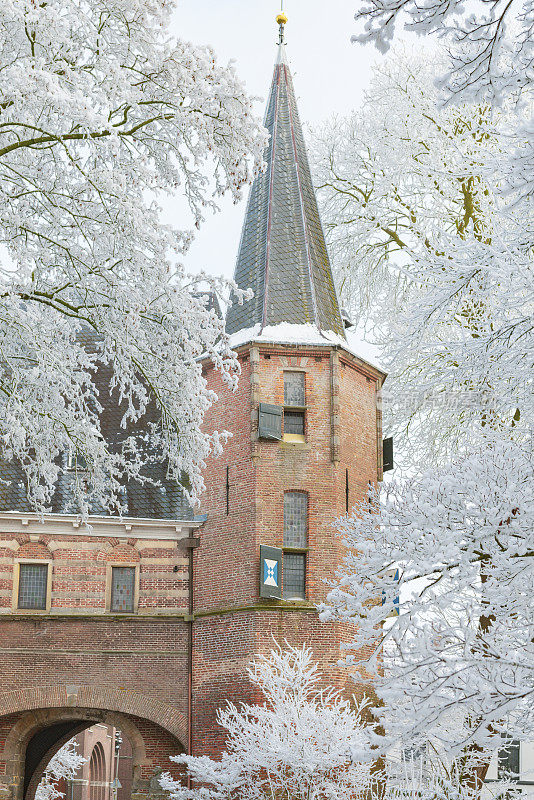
[0, 329, 194, 521]
[225, 44, 345, 339]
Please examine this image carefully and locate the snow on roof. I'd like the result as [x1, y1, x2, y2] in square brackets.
[228, 322, 386, 376]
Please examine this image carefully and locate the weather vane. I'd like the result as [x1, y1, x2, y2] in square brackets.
[276, 1, 287, 46]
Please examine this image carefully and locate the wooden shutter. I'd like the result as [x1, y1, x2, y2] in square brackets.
[382, 568, 400, 617]
[259, 545, 282, 599]
[258, 403, 283, 440]
[383, 437, 394, 471]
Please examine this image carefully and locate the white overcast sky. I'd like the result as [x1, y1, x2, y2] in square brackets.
[165, 0, 386, 280]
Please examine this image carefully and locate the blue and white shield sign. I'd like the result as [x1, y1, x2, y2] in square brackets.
[259, 545, 282, 599]
[264, 559, 278, 587]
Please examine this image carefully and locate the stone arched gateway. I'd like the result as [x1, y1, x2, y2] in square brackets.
[0, 687, 187, 800]
[0, 516, 197, 799]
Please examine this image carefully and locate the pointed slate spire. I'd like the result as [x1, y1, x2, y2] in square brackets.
[225, 19, 345, 339]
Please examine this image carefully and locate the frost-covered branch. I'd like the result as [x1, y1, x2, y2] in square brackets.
[36, 740, 86, 800]
[312, 53, 532, 468]
[0, 0, 267, 513]
[160, 644, 372, 800]
[321, 434, 534, 757]
[351, 0, 533, 204]
[351, 0, 533, 108]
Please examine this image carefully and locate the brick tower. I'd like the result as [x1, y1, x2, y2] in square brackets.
[192, 17, 386, 757]
[0, 18, 385, 795]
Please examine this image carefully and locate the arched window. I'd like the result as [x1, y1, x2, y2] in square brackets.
[89, 742, 107, 800]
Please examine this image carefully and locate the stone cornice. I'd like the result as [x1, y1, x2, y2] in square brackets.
[0, 511, 204, 540]
[232, 339, 386, 383]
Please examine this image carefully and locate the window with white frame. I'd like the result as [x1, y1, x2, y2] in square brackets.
[498, 737, 520, 780]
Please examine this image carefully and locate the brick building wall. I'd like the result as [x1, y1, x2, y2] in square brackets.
[0, 517, 198, 800]
[70, 723, 117, 800]
[0, 339, 384, 793]
[192, 340, 384, 756]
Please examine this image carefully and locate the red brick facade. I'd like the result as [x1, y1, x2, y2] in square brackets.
[0, 518, 196, 800]
[192, 340, 384, 755]
[0, 337, 383, 800]
[0, 338, 384, 800]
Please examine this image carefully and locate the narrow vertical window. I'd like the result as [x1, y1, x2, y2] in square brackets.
[283, 372, 305, 439]
[226, 466, 230, 515]
[498, 737, 520, 779]
[110, 566, 136, 613]
[284, 372, 305, 406]
[18, 563, 48, 610]
[89, 742, 107, 800]
[345, 468, 349, 513]
[283, 492, 307, 600]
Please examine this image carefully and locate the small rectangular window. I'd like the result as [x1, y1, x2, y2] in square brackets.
[283, 553, 306, 599]
[18, 563, 48, 610]
[110, 567, 136, 613]
[498, 738, 520, 779]
[401, 744, 428, 779]
[284, 372, 305, 406]
[402, 744, 427, 764]
[284, 410, 305, 435]
[284, 492, 308, 548]
[283, 373, 306, 440]
[66, 448, 87, 471]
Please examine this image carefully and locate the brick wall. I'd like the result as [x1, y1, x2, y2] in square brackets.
[0, 337, 384, 783]
[0, 534, 190, 613]
[193, 341, 384, 756]
[0, 525, 193, 800]
[0, 529, 192, 724]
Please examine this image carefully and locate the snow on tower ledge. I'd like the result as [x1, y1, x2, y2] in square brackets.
[227, 322, 385, 374]
[229, 322, 346, 348]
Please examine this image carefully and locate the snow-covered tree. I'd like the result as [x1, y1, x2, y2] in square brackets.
[313, 18, 532, 795]
[0, 0, 265, 513]
[352, 0, 533, 208]
[312, 53, 532, 468]
[160, 644, 372, 800]
[385, 752, 509, 800]
[36, 740, 86, 800]
[351, 0, 533, 109]
[313, 44, 532, 793]
[321, 432, 534, 763]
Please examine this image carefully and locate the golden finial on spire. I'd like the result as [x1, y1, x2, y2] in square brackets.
[276, 4, 287, 45]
